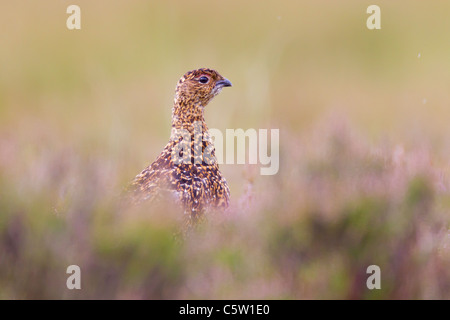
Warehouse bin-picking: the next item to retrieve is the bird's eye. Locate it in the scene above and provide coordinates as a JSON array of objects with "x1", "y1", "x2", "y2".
[{"x1": 199, "y1": 76, "x2": 209, "y2": 84}]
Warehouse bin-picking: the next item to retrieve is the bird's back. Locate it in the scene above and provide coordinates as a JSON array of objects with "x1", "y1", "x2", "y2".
[{"x1": 130, "y1": 136, "x2": 230, "y2": 219}]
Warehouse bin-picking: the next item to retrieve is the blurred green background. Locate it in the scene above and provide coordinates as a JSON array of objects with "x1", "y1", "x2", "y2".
[{"x1": 0, "y1": 1, "x2": 449, "y2": 299}]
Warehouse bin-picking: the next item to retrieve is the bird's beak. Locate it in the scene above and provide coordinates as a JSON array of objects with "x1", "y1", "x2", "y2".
[{"x1": 215, "y1": 78, "x2": 232, "y2": 88}]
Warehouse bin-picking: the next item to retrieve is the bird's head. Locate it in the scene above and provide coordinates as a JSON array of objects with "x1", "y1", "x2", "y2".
[{"x1": 173, "y1": 68, "x2": 232, "y2": 110}]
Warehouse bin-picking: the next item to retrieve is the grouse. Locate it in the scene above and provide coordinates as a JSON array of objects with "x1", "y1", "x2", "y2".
[{"x1": 129, "y1": 68, "x2": 232, "y2": 222}]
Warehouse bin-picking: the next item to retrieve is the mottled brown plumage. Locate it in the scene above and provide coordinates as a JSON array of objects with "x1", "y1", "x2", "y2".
[{"x1": 129, "y1": 68, "x2": 231, "y2": 222}]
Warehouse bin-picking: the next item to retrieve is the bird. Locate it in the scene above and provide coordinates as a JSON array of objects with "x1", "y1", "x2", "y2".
[{"x1": 128, "y1": 68, "x2": 232, "y2": 224}]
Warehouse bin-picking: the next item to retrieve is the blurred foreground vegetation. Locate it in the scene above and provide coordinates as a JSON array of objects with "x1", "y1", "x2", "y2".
[{"x1": 1, "y1": 118, "x2": 449, "y2": 299}]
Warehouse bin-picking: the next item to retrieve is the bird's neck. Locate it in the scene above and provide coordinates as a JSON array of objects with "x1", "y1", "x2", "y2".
[
  {"x1": 169, "y1": 100, "x2": 217, "y2": 166},
  {"x1": 170, "y1": 101, "x2": 208, "y2": 139}
]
